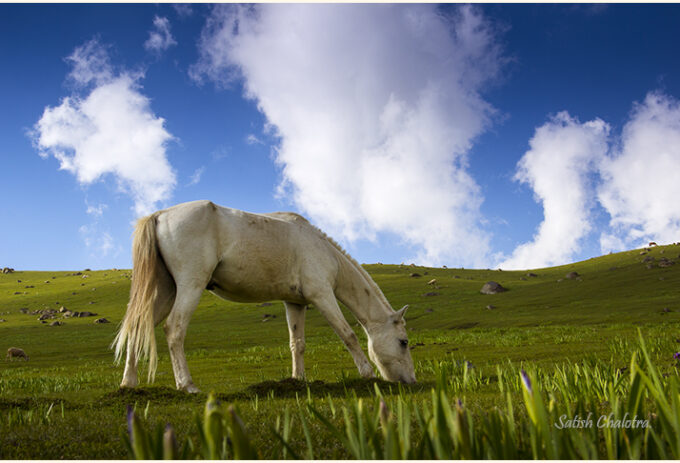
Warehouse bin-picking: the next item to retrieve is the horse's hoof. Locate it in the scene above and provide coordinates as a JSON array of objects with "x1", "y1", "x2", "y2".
[{"x1": 180, "y1": 384, "x2": 200, "y2": 394}]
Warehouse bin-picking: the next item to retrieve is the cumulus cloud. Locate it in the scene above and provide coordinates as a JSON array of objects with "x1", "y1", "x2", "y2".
[
  {"x1": 144, "y1": 16, "x2": 177, "y2": 54},
  {"x1": 598, "y1": 91, "x2": 680, "y2": 248},
  {"x1": 191, "y1": 4, "x2": 504, "y2": 266},
  {"x1": 499, "y1": 112, "x2": 609, "y2": 270},
  {"x1": 33, "y1": 39, "x2": 176, "y2": 217}
]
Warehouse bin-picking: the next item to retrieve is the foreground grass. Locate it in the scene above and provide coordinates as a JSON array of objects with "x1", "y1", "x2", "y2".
[{"x1": 0, "y1": 244, "x2": 679, "y2": 458}]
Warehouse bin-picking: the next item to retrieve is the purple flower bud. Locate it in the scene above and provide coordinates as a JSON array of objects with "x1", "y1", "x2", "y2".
[
  {"x1": 674, "y1": 352, "x2": 680, "y2": 360},
  {"x1": 126, "y1": 405, "x2": 134, "y2": 441},
  {"x1": 521, "y1": 369, "x2": 532, "y2": 394}
]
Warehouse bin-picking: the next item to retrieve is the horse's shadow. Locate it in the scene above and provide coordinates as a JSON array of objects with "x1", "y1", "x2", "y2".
[
  {"x1": 219, "y1": 377, "x2": 435, "y2": 401},
  {"x1": 103, "y1": 377, "x2": 435, "y2": 405}
]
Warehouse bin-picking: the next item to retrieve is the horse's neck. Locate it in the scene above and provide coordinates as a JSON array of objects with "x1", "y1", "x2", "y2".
[{"x1": 334, "y1": 255, "x2": 392, "y2": 327}]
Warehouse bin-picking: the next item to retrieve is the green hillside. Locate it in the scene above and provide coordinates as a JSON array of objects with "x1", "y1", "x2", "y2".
[{"x1": 1, "y1": 243, "x2": 679, "y2": 458}]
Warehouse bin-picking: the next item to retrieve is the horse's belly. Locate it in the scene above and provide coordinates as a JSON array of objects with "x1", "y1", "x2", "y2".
[{"x1": 208, "y1": 264, "x2": 305, "y2": 304}]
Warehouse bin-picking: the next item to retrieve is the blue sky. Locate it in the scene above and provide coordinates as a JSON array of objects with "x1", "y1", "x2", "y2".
[{"x1": 2, "y1": 4, "x2": 680, "y2": 271}]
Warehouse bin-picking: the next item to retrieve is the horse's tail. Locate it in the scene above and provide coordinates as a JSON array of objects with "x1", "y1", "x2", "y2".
[{"x1": 112, "y1": 212, "x2": 174, "y2": 382}]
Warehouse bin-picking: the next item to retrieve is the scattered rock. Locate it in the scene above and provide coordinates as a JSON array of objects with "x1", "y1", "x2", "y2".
[
  {"x1": 94, "y1": 318, "x2": 110, "y2": 324},
  {"x1": 78, "y1": 311, "x2": 97, "y2": 317},
  {"x1": 527, "y1": 272, "x2": 538, "y2": 277},
  {"x1": 19, "y1": 308, "x2": 28, "y2": 314},
  {"x1": 49, "y1": 321, "x2": 63, "y2": 327},
  {"x1": 44, "y1": 280, "x2": 50, "y2": 284},
  {"x1": 262, "y1": 314, "x2": 276, "y2": 319},
  {"x1": 427, "y1": 278, "x2": 437, "y2": 286},
  {"x1": 0, "y1": 319, "x2": 5, "y2": 322},
  {"x1": 409, "y1": 273, "x2": 421, "y2": 278},
  {"x1": 486, "y1": 305, "x2": 496, "y2": 310},
  {"x1": 84, "y1": 268, "x2": 91, "y2": 272},
  {"x1": 658, "y1": 258, "x2": 674, "y2": 268},
  {"x1": 639, "y1": 251, "x2": 647, "y2": 255},
  {"x1": 38, "y1": 313, "x2": 54, "y2": 321},
  {"x1": 82, "y1": 274, "x2": 89, "y2": 279},
  {"x1": 59, "y1": 306, "x2": 68, "y2": 313},
  {"x1": 422, "y1": 292, "x2": 440, "y2": 297},
  {"x1": 646, "y1": 264, "x2": 654, "y2": 270},
  {"x1": 425, "y1": 308, "x2": 434, "y2": 313},
  {"x1": 565, "y1": 271, "x2": 580, "y2": 280},
  {"x1": 519, "y1": 277, "x2": 527, "y2": 281},
  {"x1": 13, "y1": 291, "x2": 22, "y2": 295},
  {"x1": 2, "y1": 267, "x2": 15, "y2": 274},
  {"x1": 608, "y1": 267, "x2": 618, "y2": 271},
  {"x1": 642, "y1": 256, "x2": 655, "y2": 263},
  {"x1": 662, "y1": 307, "x2": 671, "y2": 313},
  {"x1": 480, "y1": 281, "x2": 506, "y2": 295},
  {"x1": 453, "y1": 275, "x2": 460, "y2": 279},
  {"x1": 73, "y1": 272, "x2": 82, "y2": 276},
  {"x1": 88, "y1": 301, "x2": 95, "y2": 305},
  {"x1": 24, "y1": 285, "x2": 34, "y2": 288},
  {"x1": 16, "y1": 279, "x2": 21, "y2": 283}
]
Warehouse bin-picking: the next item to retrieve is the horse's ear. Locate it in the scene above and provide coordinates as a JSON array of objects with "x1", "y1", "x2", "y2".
[{"x1": 392, "y1": 305, "x2": 409, "y2": 323}]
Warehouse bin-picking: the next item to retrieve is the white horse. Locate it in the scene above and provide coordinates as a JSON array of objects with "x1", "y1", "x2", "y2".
[{"x1": 113, "y1": 200, "x2": 416, "y2": 392}]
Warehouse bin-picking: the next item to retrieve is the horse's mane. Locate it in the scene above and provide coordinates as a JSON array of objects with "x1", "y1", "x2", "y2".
[
  {"x1": 308, "y1": 221, "x2": 393, "y2": 311},
  {"x1": 268, "y1": 211, "x2": 393, "y2": 311}
]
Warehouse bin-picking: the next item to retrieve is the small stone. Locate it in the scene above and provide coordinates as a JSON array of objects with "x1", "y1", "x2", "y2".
[
  {"x1": 565, "y1": 271, "x2": 580, "y2": 280},
  {"x1": 486, "y1": 305, "x2": 496, "y2": 310},
  {"x1": 94, "y1": 318, "x2": 110, "y2": 324},
  {"x1": 409, "y1": 273, "x2": 421, "y2": 278},
  {"x1": 422, "y1": 292, "x2": 440, "y2": 297},
  {"x1": 49, "y1": 321, "x2": 62, "y2": 327},
  {"x1": 527, "y1": 273, "x2": 538, "y2": 277}
]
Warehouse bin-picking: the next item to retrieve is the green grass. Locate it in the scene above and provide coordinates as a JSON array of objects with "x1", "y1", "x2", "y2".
[{"x1": 1, "y1": 244, "x2": 679, "y2": 458}]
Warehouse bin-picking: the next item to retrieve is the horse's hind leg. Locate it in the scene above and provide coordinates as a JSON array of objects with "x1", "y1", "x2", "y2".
[
  {"x1": 284, "y1": 302, "x2": 306, "y2": 379},
  {"x1": 163, "y1": 284, "x2": 204, "y2": 393},
  {"x1": 121, "y1": 340, "x2": 138, "y2": 388}
]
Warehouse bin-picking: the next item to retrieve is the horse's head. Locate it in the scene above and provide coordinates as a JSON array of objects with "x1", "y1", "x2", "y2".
[{"x1": 367, "y1": 305, "x2": 417, "y2": 384}]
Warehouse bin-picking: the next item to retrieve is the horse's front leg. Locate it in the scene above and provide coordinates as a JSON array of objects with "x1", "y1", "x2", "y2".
[
  {"x1": 308, "y1": 292, "x2": 375, "y2": 379},
  {"x1": 164, "y1": 284, "x2": 204, "y2": 393},
  {"x1": 284, "y1": 302, "x2": 306, "y2": 379}
]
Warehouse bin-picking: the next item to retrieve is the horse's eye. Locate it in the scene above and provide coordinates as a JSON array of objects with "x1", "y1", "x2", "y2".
[{"x1": 399, "y1": 339, "x2": 408, "y2": 348}]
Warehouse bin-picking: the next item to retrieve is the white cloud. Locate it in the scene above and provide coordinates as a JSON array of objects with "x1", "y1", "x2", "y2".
[
  {"x1": 144, "y1": 16, "x2": 177, "y2": 54},
  {"x1": 598, "y1": 91, "x2": 680, "y2": 248},
  {"x1": 499, "y1": 112, "x2": 610, "y2": 270},
  {"x1": 191, "y1": 4, "x2": 504, "y2": 267},
  {"x1": 187, "y1": 166, "x2": 205, "y2": 186},
  {"x1": 173, "y1": 4, "x2": 193, "y2": 18},
  {"x1": 79, "y1": 224, "x2": 117, "y2": 258},
  {"x1": 33, "y1": 39, "x2": 176, "y2": 217},
  {"x1": 85, "y1": 202, "x2": 107, "y2": 218},
  {"x1": 245, "y1": 133, "x2": 264, "y2": 145},
  {"x1": 66, "y1": 38, "x2": 113, "y2": 86}
]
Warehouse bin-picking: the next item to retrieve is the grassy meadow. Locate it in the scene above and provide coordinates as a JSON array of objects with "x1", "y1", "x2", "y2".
[{"x1": 1, "y1": 244, "x2": 680, "y2": 458}]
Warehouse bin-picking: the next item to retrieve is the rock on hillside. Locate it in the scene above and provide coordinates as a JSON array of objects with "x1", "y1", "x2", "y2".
[{"x1": 480, "y1": 281, "x2": 506, "y2": 295}]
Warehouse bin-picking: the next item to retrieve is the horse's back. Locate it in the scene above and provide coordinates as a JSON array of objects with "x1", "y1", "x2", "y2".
[{"x1": 155, "y1": 201, "x2": 338, "y2": 303}]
